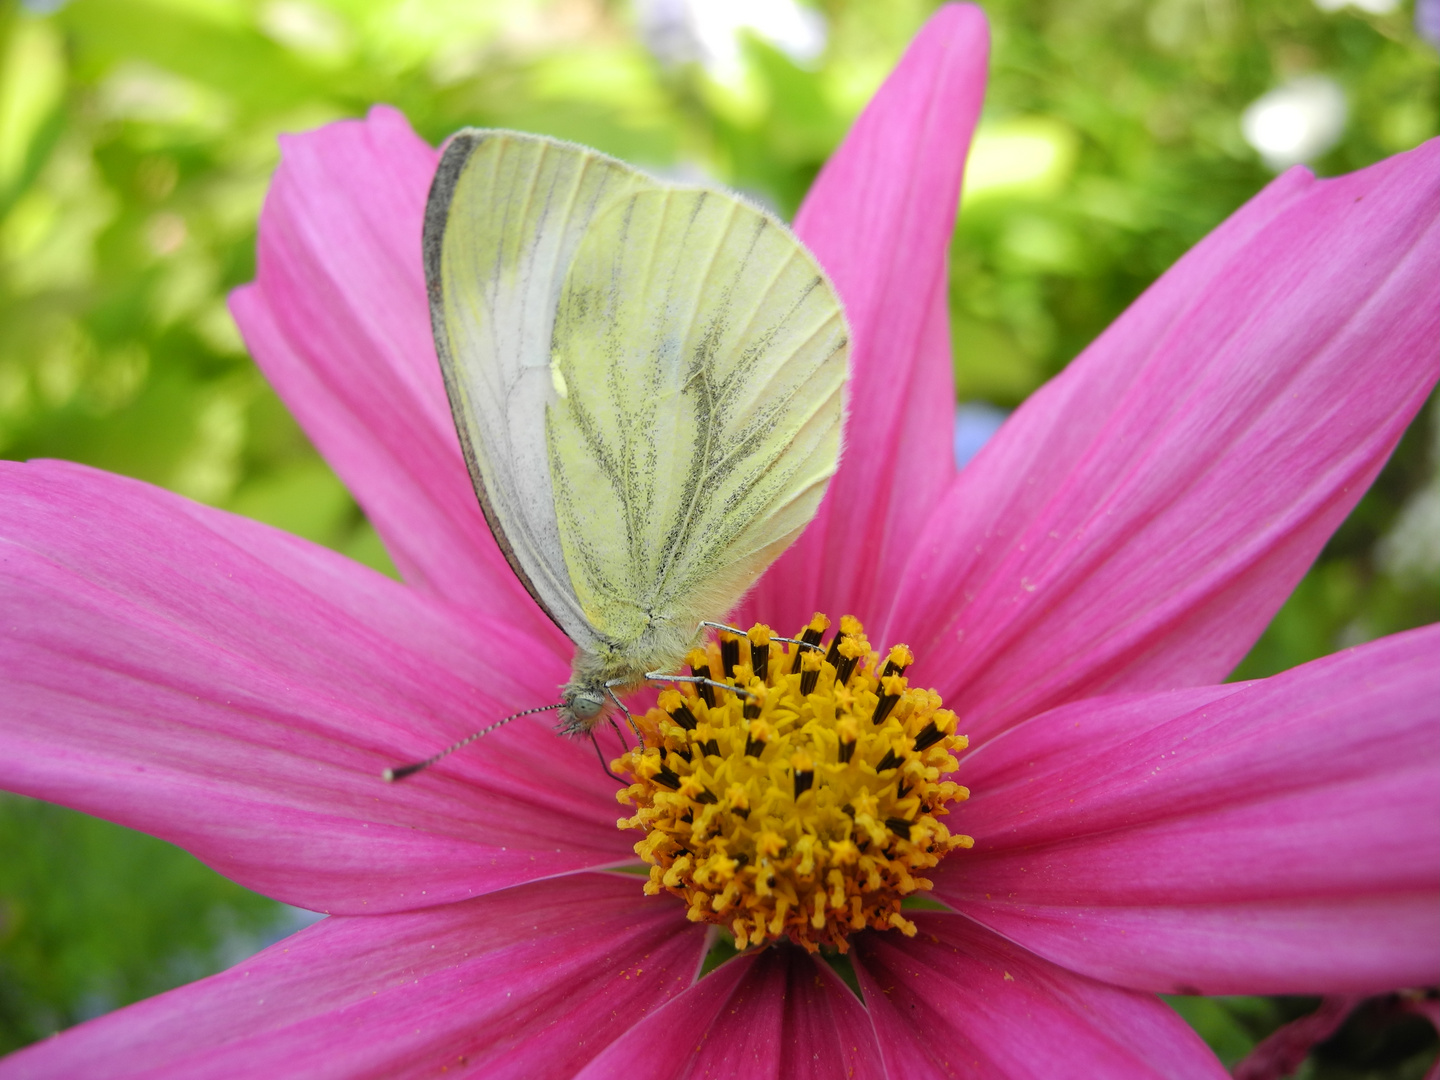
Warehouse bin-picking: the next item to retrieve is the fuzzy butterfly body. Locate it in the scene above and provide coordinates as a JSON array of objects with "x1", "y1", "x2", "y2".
[{"x1": 423, "y1": 131, "x2": 849, "y2": 735}]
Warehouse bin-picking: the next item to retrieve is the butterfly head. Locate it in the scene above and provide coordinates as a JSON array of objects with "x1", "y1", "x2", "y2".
[{"x1": 557, "y1": 682, "x2": 607, "y2": 736}]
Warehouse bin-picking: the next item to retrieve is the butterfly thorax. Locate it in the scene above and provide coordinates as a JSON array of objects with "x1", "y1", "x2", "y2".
[{"x1": 557, "y1": 619, "x2": 702, "y2": 736}]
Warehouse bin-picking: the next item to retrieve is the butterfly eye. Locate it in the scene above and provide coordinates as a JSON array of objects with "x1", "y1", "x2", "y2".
[{"x1": 566, "y1": 688, "x2": 606, "y2": 719}]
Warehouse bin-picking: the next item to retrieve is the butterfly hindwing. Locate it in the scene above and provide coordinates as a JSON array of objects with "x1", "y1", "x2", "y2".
[{"x1": 546, "y1": 188, "x2": 849, "y2": 649}]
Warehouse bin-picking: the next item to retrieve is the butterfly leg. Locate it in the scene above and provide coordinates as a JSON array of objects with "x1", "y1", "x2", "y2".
[
  {"x1": 604, "y1": 682, "x2": 642, "y2": 737},
  {"x1": 644, "y1": 671, "x2": 753, "y2": 699},
  {"x1": 608, "y1": 714, "x2": 634, "y2": 752},
  {"x1": 589, "y1": 729, "x2": 624, "y2": 784},
  {"x1": 699, "y1": 619, "x2": 749, "y2": 636},
  {"x1": 697, "y1": 620, "x2": 823, "y2": 653}
]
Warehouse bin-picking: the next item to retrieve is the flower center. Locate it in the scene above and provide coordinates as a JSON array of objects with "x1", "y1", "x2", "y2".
[{"x1": 616, "y1": 613, "x2": 972, "y2": 954}]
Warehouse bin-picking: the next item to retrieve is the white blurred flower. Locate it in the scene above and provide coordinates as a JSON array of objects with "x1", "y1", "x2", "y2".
[
  {"x1": 258, "y1": 0, "x2": 353, "y2": 63},
  {"x1": 636, "y1": 0, "x2": 826, "y2": 78},
  {"x1": 1240, "y1": 75, "x2": 1348, "y2": 171},
  {"x1": 1313, "y1": 0, "x2": 1398, "y2": 14},
  {"x1": 1377, "y1": 400, "x2": 1440, "y2": 581}
]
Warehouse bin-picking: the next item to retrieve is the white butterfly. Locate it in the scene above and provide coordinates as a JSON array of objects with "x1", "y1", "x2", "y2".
[{"x1": 388, "y1": 130, "x2": 848, "y2": 779}]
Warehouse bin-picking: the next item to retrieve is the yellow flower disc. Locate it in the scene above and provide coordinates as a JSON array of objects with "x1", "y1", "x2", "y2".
[{"x1": 616, "y1": 614, "x2": 972, "y2": 954}]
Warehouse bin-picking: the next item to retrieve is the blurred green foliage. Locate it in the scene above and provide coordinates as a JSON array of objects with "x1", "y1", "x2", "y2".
[
  {"x1": 0, "y1": 794, "x2": 284, "y2": 1050},
  {"x1": 0, "y1": 0, "x2": 1436, "y2": 1064}
]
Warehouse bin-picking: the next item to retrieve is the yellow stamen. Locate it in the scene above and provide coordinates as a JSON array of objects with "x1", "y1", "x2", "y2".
[{"x1": 616, "y1": 615, "x2": 972, "y2": 954}]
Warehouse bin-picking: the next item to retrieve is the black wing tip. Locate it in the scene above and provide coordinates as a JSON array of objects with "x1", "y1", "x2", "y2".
[{"x1": 421, "y1": 130, "x2": 483, "y2": 299}]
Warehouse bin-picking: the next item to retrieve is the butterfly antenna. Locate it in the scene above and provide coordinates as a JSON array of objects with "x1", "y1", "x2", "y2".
[
  {"x1": 590, "y1": 730, "x2": 625, "y2": 784},
  {"x1": 382, "y1": 704, "x2": 564, "y2": 782}
]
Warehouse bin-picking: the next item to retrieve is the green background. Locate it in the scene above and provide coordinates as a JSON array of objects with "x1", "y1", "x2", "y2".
[{"x1": 1, "y1": 0, "x2": 1436, "y2": 1071}]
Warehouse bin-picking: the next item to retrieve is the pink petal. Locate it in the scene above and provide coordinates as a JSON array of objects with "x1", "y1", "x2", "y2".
[
  {"x1": 889, "y1": 138, "x2": 1440, "y2": 741},
  {"x1": 0, "y1": 461, "x2": 635, "y2": 915},
  {"x1": 0, "y1": 874, "x2": 704, "y2": 1079},
  {"x1": 935, "y1": 626, "x2": 1440, "y2": 994},
  {"x1": 575, "y1": 946, "x2": 884, "y2": 1080},
  {"x1": 742, "y1": 4, "x2": 987, "y2": 634},
  {"x1": 231, "y1": 105, "x2": 558, "y2": 641},
  {"x1": 852, "y1": 913, "x2": 1227, "y2": 1079}
]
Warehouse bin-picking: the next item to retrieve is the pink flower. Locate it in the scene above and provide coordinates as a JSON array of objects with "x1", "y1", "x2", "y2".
[{"x1": 2, "y1": 4, "x2": 1437, "y2": 1075}]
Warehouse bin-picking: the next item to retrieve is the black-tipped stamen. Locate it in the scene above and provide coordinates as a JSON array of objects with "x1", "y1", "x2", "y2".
[
  {"x1": 875, "y1": 748, "x2": 903, "y2": 772},
  {"x1": 873, "y1": 688, "x2": 901, "y2": 726},
  {"x1": 838, "y1": 738, "x2": 856, "y2": 764},
  {"x1": 789, "y1": 625, "x2": 826, "y2": 674},
  {"x1": 720, "y1": 635, "x2": 740, "y2": 680},
  {"x1": 876, "y1": 655, "x2": 910, "y2": 683},
  {"x1": 912, "y1": 721, "x2": 945, "y2": 753},
  {"x1": 885, "y1": 818, "x2": 912, "y2": 841},
  {"x1": 667, "y1": 701, "x2": 699, "y2": 730},
  {"x1": 382, "y1": 703, "x2": 564, "y2": 782},
  {"x1": 793, "y1": 768, "x2": 814, "y2": 798},
  {"x1": 691, "y1": 663, "x2": 716, "y2": 707},
  {"x1": 799, "y1": 657, "x2": 821, "y2": 696},
  {"x1": 750, "y1": 636, "x2": 769, "y2": 681}
]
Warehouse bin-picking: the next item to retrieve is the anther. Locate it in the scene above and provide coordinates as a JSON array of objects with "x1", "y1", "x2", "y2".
[
  {"x1": 748, "y1": 625, "x2": 771, "y2": 681},
  {"x1": 689, "y1": 650, "x2": 716, "y2": 708},
  {"x1": 873, "y1": 667, "x2": 909, "y2": 727},
  {"x1": 663, "y1": 692, "x2": 699, "y2": 731},
  {"x1": 876, "y1": 643, "x2": 914, "y2": 683},
  {"x1": 790, "y1": 613, "x2": 830, "y2": 674},
  {"x1": 792, "y1": 752, "x2": 814, "y2": 798},
  {"x1": 799, "y1": 648, "x2": 823, "y2": 696},
  {"x1": 912, "y1": 720, "x2": 945, "y2": 752},
  {"x1": 835, "y1": 632, "x2": 867, "y2": 687},
  {"x1": 720, "y1": 635, "x2": 741, "y2": 680},
  {"x1": 885, "y1": 818, "x2": 912, "y2": 841},
  {"x1": 875, "y1": 748, "x2": 902, "y2": 772}
]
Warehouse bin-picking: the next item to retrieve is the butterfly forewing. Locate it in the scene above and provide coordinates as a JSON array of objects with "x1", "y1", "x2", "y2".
[
  {"x1": 546, "y1": 188, "x2": 849, "y2": 649},
  {"x1": 424, "y1": 130, "x2": 657, "y2": 647}
]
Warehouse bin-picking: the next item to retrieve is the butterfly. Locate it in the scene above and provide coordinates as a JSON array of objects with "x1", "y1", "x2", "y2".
[{"x1": 386, "y1": 130, "x2": 849, "y2": 780}]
